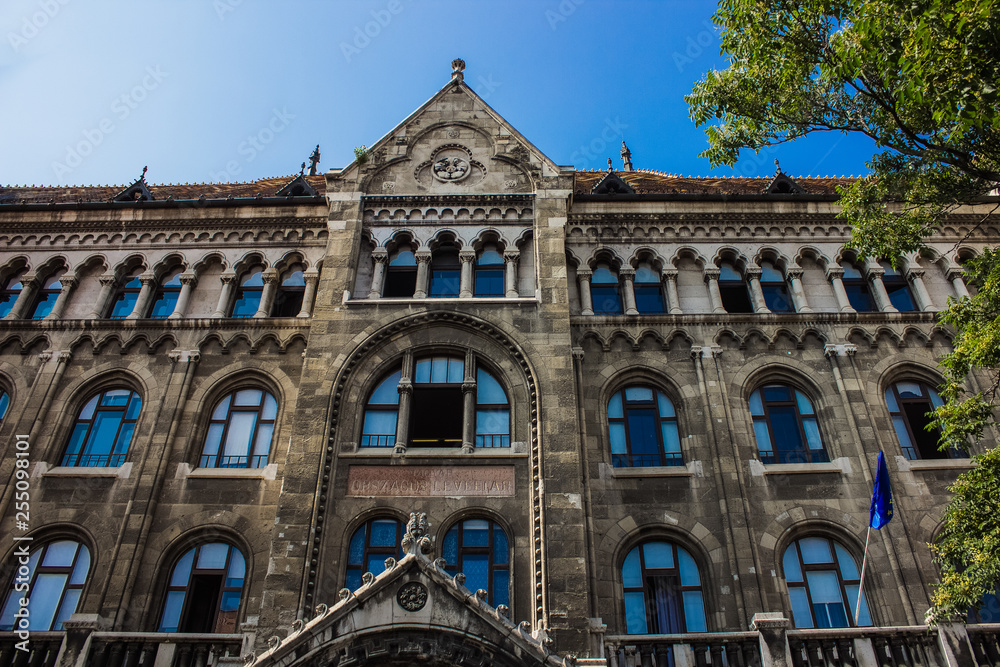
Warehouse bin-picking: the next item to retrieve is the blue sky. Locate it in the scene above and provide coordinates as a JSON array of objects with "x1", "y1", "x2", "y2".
[{"x1": 0, "y1": 0, "x2": 877, "y2": 187}]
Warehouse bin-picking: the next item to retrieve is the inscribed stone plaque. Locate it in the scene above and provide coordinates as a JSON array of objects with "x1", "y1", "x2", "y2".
[{"x1": 347, "y1": 465, "x2": 515, "y2": 497}]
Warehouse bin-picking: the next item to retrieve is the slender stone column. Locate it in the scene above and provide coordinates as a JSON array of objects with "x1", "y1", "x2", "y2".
[
  {"x1": 577, "y1": 269, "x2": 594, "y2": 315},
  {"x1": 169, "y1": 273, "x2": 198, "y2": 319},
  {"x1": 126, "y1": 274, "x2": 157, "y2": 320},
  {"x1": 368, "y1": 249, "x2": 388, "y2": 299},
  {"x1": 6, "y1": 274, "x2": 39, "y2": 320},
  {"x1": 504, "y1": 250, "x2": 520, "y2": 298},
  {"x1": 459, "y1": 249, "x2": 476, "y2": 298},
  {"x1": 46, "y1": 274, "x2": 78, "y2": 320},
  {"x1": 662, "y1": 268, "x2": 682, "y2": 314},
  {"x1": 297, "y1": 270, "x2": 319, "y2": 318},
  {"x1": 746, "y1": 268, "x2": 769, "y2": 313},
  {"x1": 866, "y1": 266, "x2": 898, "y2": 312},
  {"x1": 461, "y1": 350, "x2": 476, "y2": 453},
  {"x1": 254, "y1": 270, "x2": 279, "y2": 318},
  {"x1": 393, "y1": 351, "x2": 414, "y2": 456},
  {"x1": 413, "y1": 251, "x2": 432, "y2": 299},
  {"x1": 620, "y1": 268, "x2": 638, "y2": 315},
  {"x1": 785, "y1": 269, "x2": 811, "y2": 313},
  {"x1": 906, "y1": 268, "x2": 935, "y2": 311},
  {"x1": 826, "y1": 267, "x2": 855, "y2": 312},
  {"x1": 91, "y1": 275, "x2": 118, "y2": 318},
  {"x1": 703, "y1": 269, "x2": 725, "y2": 313},
  {"x1": 213, "y1": 272, "x2": 237, "y2": 318},
  {"x1": 947, "y1": 267, "x2": 970, "y2": 299}
]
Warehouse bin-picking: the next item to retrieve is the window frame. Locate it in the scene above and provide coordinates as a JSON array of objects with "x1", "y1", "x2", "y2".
[
  {"x1": 621, "y1": 540, "x2": 707, "y2": 634},
  {"x1": 199, "y1": 388, "x2": 278, "y2": 469},
  {"x1": 30, "y1": 270, "x2": 65, "y2": 319},
  {"x1": 442, "y1": 518, "x2": 511, "y2": 608},
  {"x1": 383, "y1": 247, "x2": 417, "y2": 298},
  {"x1": 61, "y1": 388, "x2": 143, "y2": 467},
  {"x1": 230, "y1": 265, "x2": 265, "y2": 318},
  {"x1": 345, "y1": 518, "x2": 404, "y2": 591},
  {"x1": 759, "y1": 261, "x2": 794, "y2": 313},
  {"x1": 782, "y1": 536, "x2": 871, "y2": 629},
  {"x1": 271, "y1": 264, "x2": 305, "y2": 317},
  {"x1": 840, "y1": 260, "x2": 876, "y2": 312},
  {"x1": 149, "y1": 269, "x2": 183, "y2": 319},
  {"x1": 0, "y1": 271, "x2": 26, "y2": 318},
  {"x1": 0, "y1": 540, "x2": 90, "y2": 631},
  {"x1": 107, "y1": 270, "x2": 143, "y2": 319},
  {"x1": 474, "y1": 247, "x2": 505, "y2": 298},
  {"x1": 879, "y1": 261, "x2": 917, "y2": 312},
  {"x1": 633, "y1": 263, "x2": 665, "y2": 314},
  {"x1": 885, "y1": 380, "x2": 961, "y2": 460},
  {"x1": 749, "y1": 384, "x2": 829, "y2": 464},
  {"x1": 607, "y1": 385, "x2": 682, "y2": 468},
  {"x1": 429, "y1": 247, "x2": 461, "y2": 298},
  {"x1": 157, "y1": 542, "x2": 246, "y2": 634},
  {"x1": 718, "y1": 262, "x2": 753, "y2": 313},
  {"x1": 591, "y1": 263, "x2": 623, "y2": 315}
]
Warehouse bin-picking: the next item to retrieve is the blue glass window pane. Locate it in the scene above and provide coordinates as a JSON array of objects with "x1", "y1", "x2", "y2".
[
  {"x1": 795, "y1": 391, "x2": 814, "y2": 415},
  {"x1": 0, "y1": 391, "x2": 9, "y2": 420},
  {"x1": 30, "y1": 573, "x2": 67, "y2": 630},
  {"x1": 429, "y1": 269, "x2": 460, "y2": 297},
  {"x1": 845, "y1": 284, "x2": 876, "y2": 312},
  {"x1": 609, "y1": 423, "x2": 627, "y2": 455},
  {"x1": 608, "y1": 392, "x2": 623, "y2": 418},
  {"x1": 125, "y1": 395, "x2": 142, "y2": 420},
  {"x1": 493, "y1": 569, "x2": 509, "y2": 607},
  {"x1": 476, "y1": 369, "x2": 507, "y2": 404},
  {"x1": 592, "y1": 266, "x2": 617, "y2": 284},
  {"x1": 348, "y1": 528, "x2": 366, "y2": 565},
  {"x1": 149, "y1": 292, "x2": 178, "y2": 319},
  {"x1": 845, "y1": 585, "x2": 871, "y2": 626},
  {"x1": 625, "y1": 387, "x2": 654, "y2": 402},
  {"x1": 53, "y1": 588, "x2": 81, "y2": 629},
  {"x1": 591, "y1": 286, "x2": 622, "y2": 314},
  {"x1": 0, "y1": 295, "x2": 16, "y2": 319},
  {"x1": 31, "y1": 293, "x2": 58, "y2": 319},
  {"x1": 282, "y1": 270, "x2": 305, "y2": 287},
  {"x1": 227, "y1": 552, "x2": 246, "y2": 585},
  {"x1": 370, "y1": 371, "x2": 401, "y2": 404},
  {"x1": 760, "y1": 263, "x2": 783, "y2": 281},
  {"x1": 748, "y1": 390, "x2": 764, "y2": 416},
  {"x1": 494, "y1": 528, "x2": 509, "y2": 564},
  {"x1": 198, "y1": 543, "x2": 230, "y2": 570},
  {"x1": 627, "y1": 409, "x2": 660, "y2": 465},
  {"x1": 462, "y1": 520, "x2": 490, "y2": 547},
  {"x1": 677, "y1": 548, "x2": 700, "y2": 586},
  {"x1": 69, "y1": 547, "x2": 90, "y2": 585},
  {"x1": 233, "y1": 389, "x2": 262, "y2": 406},
  {"x1": 799, "y1": 537, "x2": 834, "y2": 563},
  {"x1": 682, "y1": 591, "x2": 707, "y2": 632},
  {"x1": 834, "y1": 545, "x2": 860, "y2": 580},
  {"x1": 635, "y1": 265, "x2": 658, "y2": 282},
  {"x1": 252, "y1": 424, "x2": 273, "y2": 461},
  {"x1": 366, "y1": 555, "x2": 386, "y2": 576},
  {"x1": 662, "y1": 423, "x2": 681, "y2": 456},
  {"x1": 896, "y1": 382, "x2": 923, "y2": 399},
  {"x1": 212, "y1": 396, "x2": 232, "y2": 420},
  {"x1": 158, "y1": 591, "x2": 186, "y2": 631},
  {"x1": 42, "y1": 541, "x2": 78, "y2": 567},
  {"x1": 782, "y1": 545, "x2": 802, "y2": 582},
  {"x1": 753, "y1": 420, "x2": 772, "y2": 453},
  {"x1": 803, "y1": 419, "x2": 822, "y2": 450},
  {"x1": 719, "y1": 263, "x2": 740, "y2": 281},
  {"x1": 769, "y1": 406, "x2": 804, "y2": 456},
  {"x1": 479, "y1": 249, "x2": 503, "y2": 265},
  {"x1": 841, "y1": 262, "x2": 862, "y2": 279},
  {"x1": 222, "y1": 413, "x2": 256, "y2": 460},
  {"x1": 643, "y1": 542, "x2": 674, "y2": 569},
  {"x1": 170, "y1": 551, "x2": 194, "y2": 586},
  {"x1": 622, "y1": 548, "x2": 642, "y2": 587},
  {"x1": 85, "y1": 412, "x2": 124, "y2": 457},
  {"x1": 113, "y1": 423, "x2": 135, "y2": 457},
  {"x1": 475, "y1": 269, "x2": 504, "y2": 297},
  {"x1": 624, "y1": 592, "x2": 648, "y2": 634},
  {"x1": 103, "y1": 390, "x2": 131, "y2": 407},
  {"x1": 203, "y1": 424, "x2": 224, "y2": 458},
  {"x1": 443, "y1": 528, "x2": 458, "y2": 564},
  {"x1": 370, "y1": 520, "x2": 398, "y2": 547},
  {"x1": 763, "y1": 386, "x2": 791, "y2": 402},
  {"x1": 929, "y1": 388, "x2": 944, "y2": 409},
  {"x1": 887, "y1": 284, "x2": 916, "y2": 312},
  {"x1": 884, "y1": 388, "x2": 899, "y2": 412},
  {"x1": 0, "y1": 592, "x2": 21, "y2": 630},
  {"x1": 431, "y1": 358, "x2": 448, "y2": 384},
  {"x1": 788, "y1": 587, "x2": 813, "y2": 628},
  {"x1": 657, "y1": 392, "x2": 675, "y2": 417},
  {"x1": 447, "y1": 358, "x2": 464, "y2": 383},
  {"x1": 414, "y1": 359, "x2": 431, "y2": 383},
  {"x1": 763, "y1": 284, "x2": 794, "y2": 312},
  {"x1": 345, "y1": 571, "x2": 361, "y2": 591},
  {"x1": 79, "y1": 395, "x2": 99, "y2": 420},
  {"x1": 635, "y1": 286, "x2": 664, "y2": 313},
  {"x1": 242, "y1": 271, "x2": 264, "y2": 287},
  {"x1": 231, "y1": 290, "x2": 262, "y2": 317},
  {"x1": 476, "y1": 409, "x2": 508, "y2": 436},
  {"x1": 391, "y1": 250, "x2": 415, "y2": 266},
  {"x1": 363, "y1": 411, "x2": 397, "y2": 436},
  {"x1": 892, "y1": 416, "x2": 915, "y2": 457},
  {"x1": 220, "y1": 591, "x2": 241, "y2": 612},
  {"x1": 109, "y1": 292, "x2": 138, "y2": 318},
  {"x1": 463, "y1": 555, "x2": 490, "y2": 595}
]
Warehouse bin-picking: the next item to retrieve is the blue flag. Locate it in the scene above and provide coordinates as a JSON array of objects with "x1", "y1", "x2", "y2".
[{"x1": 870, "y1": 451, "x2": 893, "y2": 529}]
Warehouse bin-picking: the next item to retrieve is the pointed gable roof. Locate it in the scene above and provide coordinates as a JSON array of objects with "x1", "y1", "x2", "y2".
[
  {"x1": 274, "y1": 173, "x2": 319, "y2": 197},
  {"x1": 591, "y1": 171, "x2": 636, "y2": 195},
  {"x1": 112, "y1": 166, "x2": 154, "y2": 202},
  {"x1": 764, "y1": 168, "x2": 806, "y2": 194}
]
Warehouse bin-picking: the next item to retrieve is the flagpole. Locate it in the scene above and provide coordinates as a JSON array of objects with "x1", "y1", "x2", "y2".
[{"x1": 855, "y1": 523, "x2": 871, "y2": 625}]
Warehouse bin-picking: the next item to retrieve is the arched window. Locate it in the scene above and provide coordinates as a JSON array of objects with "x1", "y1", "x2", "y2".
[
  {"x1": 719, "y1": 262, "x2": 752, "y2": 313},
  {"x1": 0, "y1": 390, "x2": 9, "y2": 423},
  {"x1": 885, "y1": 381, "x2": 961, "y2": 460},
  {"x1": 608, "y1": 386, "x2": 681, "y2": 467},
  {"x1": 749, "y1": 385, "x2": 827, "y2": 464},
  {"x1": 474, "y1": 246, "x2": 505, "y2": 297},
  {"x1": 968, "y1": 587, "x2": 1000, "y2": 623},
  {"x1": 783, "y1": 536, "x2": 870, "y2": 628},
  {"x1": 841, "y1": 260, "x2": 875, "y2": 312},
  {"x1": 622, "y1": 541, "x2": 706, "y2": 634},
  {"x1": 271, "y1": 264, "x2": 305, "y2": 317},
  {"x1": 429, "y1": 248, "x2": 461, "y2": 297},
  {"x1": 149, "y1": 269, "x2": 182, "y2": 319},
  {"x1": 158, "y1": 543, "x2": 245, "y2": 633},
  {"x1": 31, "y1": 270, "x2": 65, "y2": 319},
  {"x1": 0, "y1": 271, "x2": 25, "y2": 318},
  {"x1": 345, "y1": 518, "x2": 404, "y2": 590},
  {"x1": 760, "y1": 261, "x2": 794, "y2": 313},
  {"x1": 591, "y1": 263, "x2": 622, "y2": 315},
  {"x1": 200, "y1": 389, "x2": 277, "y2": 468},
  {"x1": 634, "y1": 263, "x2": 665, "y2": 314},
  {"x1": 231, "y1": 266, "x2": 264, "y2": 318},
  {"x1": 108, "y1": 270, "x2": 142, "y2": 319},
  {"x1": 61, "y1": 389, "x2": 142, "y2": 467},
  {"x1": 880, "y1": 261, "x2": 916, "y2": 312},
  {"x1": 360, "y1": 357, "x2": 510, "y2": 449},
  {"x1": 442, "y1": 519, "x2": 510, "y2": 607},
  {"x1": 384, "y1": 248, "x2": 417, "y2": 297},
  {"x1": 0, "y1": 540, "x2": 90, "y2": 631}
]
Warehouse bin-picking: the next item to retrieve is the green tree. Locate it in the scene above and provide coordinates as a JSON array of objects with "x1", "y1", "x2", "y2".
[{"x1": 687, "y1": 0, "x2": 1000, "y2": 622}]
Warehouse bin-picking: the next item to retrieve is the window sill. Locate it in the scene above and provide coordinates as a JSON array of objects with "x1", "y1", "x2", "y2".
[
  {"x1": 38, "y1": 462, "x2": 132, "y2": 479},
  {"x1": 175, "y1": 462, "x2": 278, "y2": 479},
  {"x1": 345, "y1": 296, "x2": 538, "y2": 306},
  {"x1": 895, "y1": 456, "x2": 973, "y2": 472},
  {"x1": 611, "y1": 461, "x2": 701, "y2": 478},
  {"x1": 749, "y1": 457, "x2": 851, "y2": 477},
  {"x1": 342, "y1": 442, "x2": 528, "y2": 457}
]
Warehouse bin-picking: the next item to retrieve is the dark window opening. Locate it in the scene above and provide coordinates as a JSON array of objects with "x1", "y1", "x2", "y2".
[
  {"x1": 719, "y1": 263, "x2": 753, "y2": 313},
  {"x1": 881, "y1": 262, "x2": 916, "y2": 312},
  {"x1": 272, "y1": 266, "x2": 305, "y2": 317},
  {"x1": 430, "y1": 249, "x2": 461, "y2": 297},
  {"x1": 885, "y1": 382, "x2": 962, "y2": 460},
  {"x1": 411, "y1": 387, "x2": 463, "y2": 446},
  {"x1": 384, "y1": 249, "x2": 417, "y2": 297},
  {"x1": 475, "y1": 247, "x2": 505, "y2": 297},
  {"x1": 181, "y1": 574, "x2": 222, "y2": 633}
]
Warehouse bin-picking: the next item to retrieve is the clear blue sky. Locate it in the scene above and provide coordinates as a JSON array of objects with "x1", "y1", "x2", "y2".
[{"x1": 1, "y1": 0, "x2": 877, "y2": 187}]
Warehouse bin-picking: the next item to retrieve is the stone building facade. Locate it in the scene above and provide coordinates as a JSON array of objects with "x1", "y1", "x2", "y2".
[{"x1": 0, "y1": 61, "x2": 997, "y2": 667}]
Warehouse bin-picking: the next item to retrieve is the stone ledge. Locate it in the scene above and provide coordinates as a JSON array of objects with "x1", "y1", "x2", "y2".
[
  {"x1": 176, "y1": 462, "x2": 278, "y2": 480},
  {"x1": 40, "y1": 462, "x2": 131, "y2": 479},
  {"x1": 611, "y1": 461, "x2": 699, "y2": 478},
  {"x1": 896, "y1": 456, "x2": 974, "y2": 472},
  {"x1": 750, "y1": 457, "x2": 850, "y2": 477}
]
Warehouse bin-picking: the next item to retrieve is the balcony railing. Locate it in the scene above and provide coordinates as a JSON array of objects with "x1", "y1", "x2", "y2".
[
  {"x1": 0, "y1": 632, "x2": 242, "y2": 667},
  {"x1": 787, "y1": 626, "x2": 943, "y2": 667},
  {"x1": 605, "y1": 632, "x2": 762, "y2": 667},
  {"x1": 966, "y1": 624, "x2": 1000, "y2": 666}
]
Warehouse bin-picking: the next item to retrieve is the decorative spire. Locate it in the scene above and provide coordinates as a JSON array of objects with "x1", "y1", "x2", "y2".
[
  {"x1": 774, "y1": 158, "x2": 781, "y2": 174},
  {"x1": 300, "y1": 162, "x2": 306, "y2": 176},
  {"x1": 621, "y1": 141, "x2": 633, "y2": 171},
  {"x1": 140, "y1": 165, "x2": 148, "y2": 181},
  {"x1": 607, "y1": 158, "x2": 613, "y2": 171},
  {"x1": 308, "y1": 145, "x2": 321, "y2": 175},
  {"x1": 451, "y1": 58, "x2": 465, "y2": 82}
]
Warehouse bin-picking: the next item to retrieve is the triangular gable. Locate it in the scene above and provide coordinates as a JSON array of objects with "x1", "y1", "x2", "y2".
[
  {"x1": 764, "y1": 171, "x2": 805, "y2": 194},
  {"x1": 591, "y1": 171, "x2": 635, "y2": 195},
  {"x1": 275, "y1": 174, "x2": 319, "y2": 197},
  {"x1": 248, "y1": 513, "x2": 564, "y2": 667},
  {"x1": 113, "y1": 166, "x2": 154, "y2": 202}
]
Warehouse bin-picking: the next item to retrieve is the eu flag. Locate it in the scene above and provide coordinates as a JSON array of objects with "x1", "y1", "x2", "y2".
[{"x1": 870, "y1": 451, "x2": 894, "y2": 529}]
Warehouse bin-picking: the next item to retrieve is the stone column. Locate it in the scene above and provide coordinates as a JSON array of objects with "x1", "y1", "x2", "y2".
[
  {"x1": 368, "y1": 249, "x2": 388, "y2": 299},
  {"x1": 254, "y1": 269, "x2": 279, "y2": 318},
  {"x1": 169, "y1": 273, "x2": 198, "y2": 319},
  {"x1": 662, "y1": 268, "x2": 682, "y2": 314},
  {"x1": 213, "y1": 272, "x2": 237, "y2": 318},
  {"x1": 866, "y1": 266, "x2": 897, "y2": 312},
  {"x1": 5, "y1": 274, "x2": 39, "y2": 320},
  {"x1": 461, "y1": 350, "x2": 476, "y2": 453},
  {"x1": 298, "y1": 270, "x2": 319, "y2": 318},
  {"x1": 704, "y1": 269, "x2": 725, "y2": 313},
  {"x1": 746, "y1": 268, "x2": 769, "y2": 313},
  {"x1": 413, "y1": 251, "x2": 432, "y2": 299},
  {"x1": 394, "y1": 351, "x2": 414, "y2": 456},
  {"x1": 785, "y1": 269, "x2": 811, "y2": 313},
  {"x1": 620, "y1": 268, "x2": 638, "y2": 315},
  {"x1": 91, "y1": 274, "x2": 118, "y2": 318},
  {"x1": 826, "y1": 267, "x2": 855, "y2": 312},
  {"x1": 947, "y1": 267, "x2": 970, "y2": 299},
  {"x1": 504, "y1": 249, "x2": 520, "y2": 298},
  {"x1": 935, "y1": 622, "x2": 976, "y2": 667},
  {"x1": 750, "y1": 613, "x2": 791, "y2": 667},
  {"x1": 126, "y1": 274, "x2": 157, "y2": 320},
  {"x1": 906, "y1": 267, "x2": 935, "y2": 311},
  {"x1": 459, "y1": 249, "x2": 476, "y2": 298},
  {"x1": 577, "y1": 269, "x2": 594, "y2": 315},
  {"x1": 46, "y1": 274, "x2": 78, "y2": 320}
]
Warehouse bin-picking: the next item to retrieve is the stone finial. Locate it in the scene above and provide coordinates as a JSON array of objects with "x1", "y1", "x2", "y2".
[
  {"x1": 308, "y1": 145, "x2": 321, "y2": 175},
  {"x1": 300, "y1": 162, "x2": 306, "y2": 176},
  {"x1": 607, "y1": 158, "x2": 613, "y2": 171},
  {"x1": 774, "y1": 158, "x2": 781, "y2": 173},
  {"x1": 451, "y1": 58, "x2": 466, "y2": 82},
  {"x1": 621, "y1": 141, "x2": 633, "y2": 171},
  {"x1": 401, "y1": 511, "x2": 432, "y2": 554}
]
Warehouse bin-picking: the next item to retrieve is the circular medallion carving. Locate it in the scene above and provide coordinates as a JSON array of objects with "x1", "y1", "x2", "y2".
[
  {"x1": 397, "y1": 582, "x2": 428, "y2": 611},
  {"x1": 432, "y1": 156, "x2": 470, "y2": 182}
]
